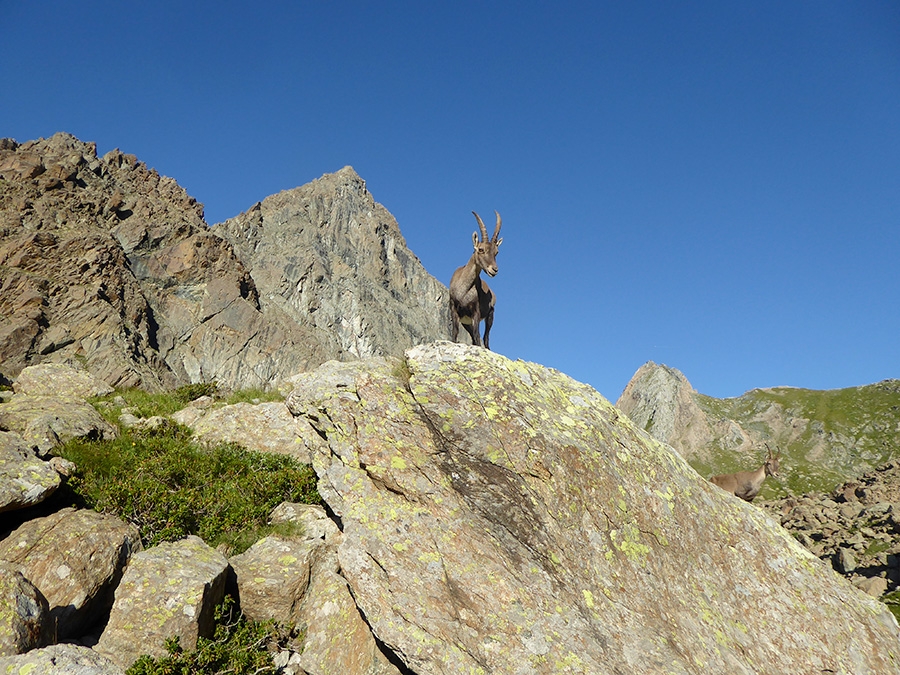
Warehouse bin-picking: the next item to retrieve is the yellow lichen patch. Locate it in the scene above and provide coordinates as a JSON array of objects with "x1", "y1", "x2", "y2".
[
  {"x1": 582, "y1": 589, "x2": 595, "y2": 609},
  {"x1": 391, "y1": 455, "x2": 408, "y2": 470}
]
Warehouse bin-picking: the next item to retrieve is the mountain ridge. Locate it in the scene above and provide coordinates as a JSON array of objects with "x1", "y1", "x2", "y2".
[
  {"x1": 617, "y1": 360, "x2": 900, "y2": 498},
  {"x1": 0, "y1": 133, "x2": 450, "y2": 391}
]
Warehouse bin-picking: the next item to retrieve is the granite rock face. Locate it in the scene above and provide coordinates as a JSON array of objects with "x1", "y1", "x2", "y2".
[
  {"x1": 215, "y1": 167, "x2": 451, "y2": 361},
  {"x1": 1, "y1": 134, "x2": 450, "y2": 393},
  {"x1": 286, "y1": 342, "x2": 900, "y2": 675}
]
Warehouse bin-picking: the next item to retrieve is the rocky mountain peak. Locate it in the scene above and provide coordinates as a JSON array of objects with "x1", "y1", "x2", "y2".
[
  {"x1": 215, "y1": 166, "x2": 449, "y2": 361},
  {"x1": 617, "y1": 361, "x2": 900, "y2": 499},
  {"x1": 616, "y1": 361, "x2": 716, "y2": 453},
  {"x1": 1, "y1": 133, "x2": 451, "y2": 391}
]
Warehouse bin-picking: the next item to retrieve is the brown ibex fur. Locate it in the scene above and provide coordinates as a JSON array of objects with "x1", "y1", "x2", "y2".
[
  {"x1": 710, "y1": 445, "x2": 781, "y2": 502},
  {"x1": 449, "y1": 211, "x2": 502, "y2": 349}
]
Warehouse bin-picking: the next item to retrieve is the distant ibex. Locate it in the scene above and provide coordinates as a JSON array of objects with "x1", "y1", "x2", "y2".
[
  {"x1": 710, "y1": 445, "x2": 781, "y2": 502},
  {"x1": 449, "y1": 211, "x2": 502, "y2": 349}
]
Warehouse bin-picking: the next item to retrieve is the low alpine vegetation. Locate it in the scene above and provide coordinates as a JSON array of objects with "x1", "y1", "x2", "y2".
[
  {"x1": 126, "y1": 596, "x2": 298, "y2": 675},
  {"x1": 60, "y1": 386, "x2": 319, "y2": 554}
]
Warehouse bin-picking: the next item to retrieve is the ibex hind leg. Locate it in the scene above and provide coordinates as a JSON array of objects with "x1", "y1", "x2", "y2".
[{"x1": 482, "y1": 311, "x2": 493, "y2": 350}]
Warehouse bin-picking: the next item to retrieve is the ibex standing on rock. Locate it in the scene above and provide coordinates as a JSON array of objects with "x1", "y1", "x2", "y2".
[
  {"x1": 710, "y1": 445, "x2": 781, "y2": 502},
  {"x1": 449, "y1": 211, "x2": 502, "y2": 349}
]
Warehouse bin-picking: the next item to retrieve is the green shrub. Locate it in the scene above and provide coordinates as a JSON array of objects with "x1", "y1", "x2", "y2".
[
  {"x1": 127, "y1": 596, "x2": 297, "y2": 675},
  {"x1": 60, "y1": 425, "x2": 320, "y2": 552},
  {"x1": 223, "y1": 388, "x2": 285, "y2": 405},
  {"x1": 882, "y1": 591, "x2": 900, "y2": 622}
]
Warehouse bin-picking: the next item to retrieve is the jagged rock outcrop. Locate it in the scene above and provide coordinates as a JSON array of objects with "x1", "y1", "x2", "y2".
[
  {"x1": 215, "y1": 167, "x2": 450, "y2": 360},
  {"x1": 616, "y1": 361, "x2": 718, "y2": 451},
  {"x1": 617, "y1": 361, "x2": 900, "y2": 496},
  {"x1": 286, "y1": 343, "x2": 900, "y2": 675},
  {"x1": 1, "y1": 134, "x2": 450, "y2": 393}
]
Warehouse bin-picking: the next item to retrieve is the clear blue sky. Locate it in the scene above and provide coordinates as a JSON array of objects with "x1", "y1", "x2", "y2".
[{"x1": 2, "y1": 2, "x2": 898, "y2": 401}]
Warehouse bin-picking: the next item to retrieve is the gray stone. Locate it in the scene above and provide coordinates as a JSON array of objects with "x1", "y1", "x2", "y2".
[
  {"x1": 0, "y1": 508, "x2": 141, "y2": 639},
  {"x1": 95, "y1": 536, "x2": 229, "y2": 670},
  {"x1": 13, "y1": 363, "x2": 114, "y2": 399},
  {"x1": 0, "y1": 644, "x2": 124, "y2": 675},
  {"x1": 287, "y1": 343, "x2": 900, "y2": 675},
  {"x1": 854, "y1": 576, "x2": 889, "y2": 598},
  {"x1": 838, "y1": 548, "x2": 859, "y2": 573},
  {"x1": 0, "y1": 393, "x2": 117, "y2": 455},
  {"x1": 0, "y1": 432, "x2": 60, "y2": 513},
  {"x1": 175, "y1": 400, "x2": 315, "y2": 463},
  {"x1": 0, "y1": 561, "x2": 51, "y2": 656},
  {"x1": 229, "y1": 536, "x2": 315, "y2": 623},
  {"x1": 269, "y1": 502, "x2": 340, "y2": 542}
]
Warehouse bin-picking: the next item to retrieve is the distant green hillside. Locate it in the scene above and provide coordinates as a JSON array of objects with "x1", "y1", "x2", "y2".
[{"x1": 686, "y1": 379, "x2": 900, "y2": 499}]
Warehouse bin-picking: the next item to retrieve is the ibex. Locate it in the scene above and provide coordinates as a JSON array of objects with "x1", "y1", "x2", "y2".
[
  {"x1": 710, "y1": 445, "x2": 781, "y2": 502},
  {"x1": 449, "y1": 211, "x2": 502, "y2": 349}
]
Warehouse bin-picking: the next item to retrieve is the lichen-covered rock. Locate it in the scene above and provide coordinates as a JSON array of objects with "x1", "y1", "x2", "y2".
[
  {"x1": 0, "y1": 393, "x2": 117, "y2": 455},
  {"x1": 95, "y1": 535, "x2": 229, "y2": 669},
  {"x1": 173, "y1": 400, "x2": 316, "y2": 463},
  {"x1": 269, "y1": 502, "x2": 340, "y2": 543},
  {"x1": 0, "y1": 431, "x2": 60, "y2": 512},
  {"x1": 0, "y1": 561, "x2": 51, "y2": 656},
  {"x1": 0, "y1": 643, "x2": 124, "y2": 675},
  {"x1": 12, "y1": 362, "x2": 114, "y2": 399},
  {"x1": 287, "y1": 341, "x2": 900, "y2": 675},
  {"x1": 293, "y1": 542, "x2": 401, "y2": 675},
  {"x1": 0, "y1": 508, "x2": 141, "y2": 639},
  {"x1": 229, "y1": 535, "x2": 315, "y2": 623}
]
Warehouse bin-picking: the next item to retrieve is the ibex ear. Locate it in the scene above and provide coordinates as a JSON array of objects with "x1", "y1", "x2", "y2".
[
  {"x1": 472, "y1": 232, "x2": 479, "y2": 248},
  {"x1": 496, "y1": 238, "x2": 503, "y2": 247}
]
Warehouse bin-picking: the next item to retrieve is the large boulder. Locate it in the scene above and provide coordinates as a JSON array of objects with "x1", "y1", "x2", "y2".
[
  {"x1": 0, "y1": 561, "x2": 51, "y2": 656},
  {"x1": 0, "y1": 508, "x2": 141, "y2": 639},
  {"x1": 173, "y1": 400, "x2": 316, "y2": 463},
  {"x1": 95, "y1": 535, "x2": 229, "y2": 669},
  {"x1": 13, "y1": 362, "x2": 114, "y2": 399},
  {"x1": 286, "y1": 342, "x2": 900, "y2": 675},
  {"x1": 229, "y1": 535, "x2": 316, "y2": 623},
  {"x1": 0, "y1": 431, "x2": 61, "y2": 512},
  {"x1": 0, "y1": 393, "x2": 117, "y2": 456}
]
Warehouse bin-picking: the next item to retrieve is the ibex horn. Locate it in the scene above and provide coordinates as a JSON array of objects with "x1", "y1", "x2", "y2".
[
  {"x1": 472, "y1": 211, "x2": 488, "y2": 241},
  {"x1": 492, "y1": 211, "x2": 502, "y2": 242}
]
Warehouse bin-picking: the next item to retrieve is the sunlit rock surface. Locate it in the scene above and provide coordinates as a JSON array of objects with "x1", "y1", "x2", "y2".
[{"x1": 287, "y1": 342, "x2": 900, "y2": 675}]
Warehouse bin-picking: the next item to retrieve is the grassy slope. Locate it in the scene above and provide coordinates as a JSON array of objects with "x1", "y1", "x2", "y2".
[{"x1": 686, "y1": 380, "x2": 900, "y2": 499}]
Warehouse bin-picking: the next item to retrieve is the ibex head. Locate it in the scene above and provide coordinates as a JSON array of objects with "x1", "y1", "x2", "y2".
[{"x1": 471, "y1": 211, "x2": 502, "y2": 277}]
